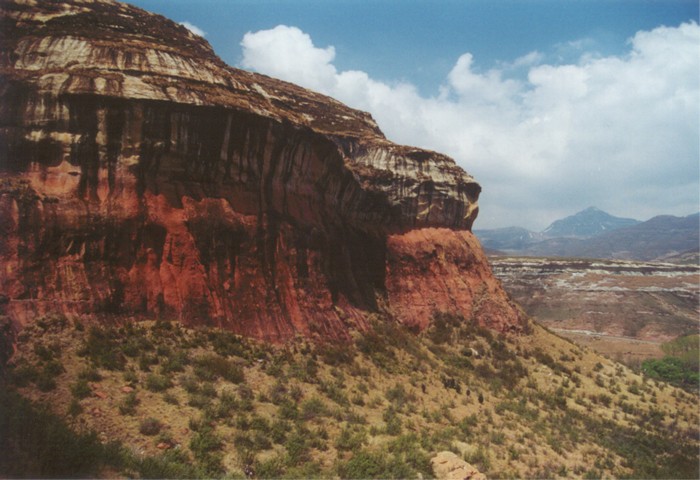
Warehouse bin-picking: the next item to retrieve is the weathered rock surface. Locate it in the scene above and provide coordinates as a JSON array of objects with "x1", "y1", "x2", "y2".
[
  {"x1": 431, "y1": 451, "x2": 486, "y2": 480},
  {"x1": 0, "y1": 0, "x2": 524, "y2": 340}
]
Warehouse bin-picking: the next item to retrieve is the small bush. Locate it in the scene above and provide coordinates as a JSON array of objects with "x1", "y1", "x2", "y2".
[
  {"x1": 284, "y1": 430, "x2": 309, "y2": 466},
  {"x1": 162, "y1": 392, "x2": 179, "y2": 405},
  {"x1": 337, "y1": 449, "x2": 413, "y2": 479},
  {"x1": 67, "y1": 399, "x2": 83, "y2": 417},
  {"x1": 253, "y1": 455, "x2": 285, "y2": 479},
  {"x1": 145, "y1": 373, "x2": 172, "y2": 392},
  {"x1": 193, "y1": 354, "x2": 244, "y2": 383},
  {"x1": 335, "y1": 426, "x2": 367, "y2": 452},
  {"x1": 78, "y1": 367, "x2": 102, "y2": 382},
  {"x1": 36, "y1": 371, "x2": 57, "y2": 392},
  {"x1": 200, "y1": 382, "x2": 218, "y2": 398},
  {"x1": 123, "y1": 369, "x2": 138, "y2": 385},
  {"x1": 300, "y1": 396, "x2": 329, "y2": 421},
  {"x1": 118, "y1": 392, "x2": 139, "y2": 415},
  {"x1": 139, "y1": 418, "x2": 162, "y2": 436},
  {"x1": 160, "y1": 350, "x2": 189, "y2": 374},
  {"x1": 79, "y1": 326, "x2": 125, "y2": 370},
  {"x1": 9, "y1": 363, "x2": 38, "y2": 387},
  {"x1": 71, "y1": 378, "x2": 92, "y2": 399},
  {"x1": 189, "y1": 426, "x2": 223, "y2": 459},
  {"x1": 188, "y1": 393, "x2": 212, "y2": 410}
]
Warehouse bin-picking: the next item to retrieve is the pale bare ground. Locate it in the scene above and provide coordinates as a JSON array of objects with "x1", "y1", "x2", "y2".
[
  {"x1": 490, "y1": 256, "x2": 699, "y2": 364},
  {"x1": 551, "y1": 328, "x2": 663, "y2": 367}
]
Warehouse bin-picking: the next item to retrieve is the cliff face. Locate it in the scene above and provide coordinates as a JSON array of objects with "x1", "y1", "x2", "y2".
[{"x1": 0, "y1": 0, "x2": 524, "y2": 340}]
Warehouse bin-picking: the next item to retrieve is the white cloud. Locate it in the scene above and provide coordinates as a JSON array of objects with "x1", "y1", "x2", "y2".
[
  {"x1": 180, "y1": 21, "x2": 206, "y2": 37},
  {"x1": 240, "y1": 22, "x2": 700, "y2": 230},
  {"x1": 241, "y1": 25, "x2": 336, "y2": 93}
]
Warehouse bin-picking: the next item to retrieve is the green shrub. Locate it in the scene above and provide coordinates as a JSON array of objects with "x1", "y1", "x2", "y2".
[
  {"x1": 71, "y1": 378, "x2": 92, "y2": 399},
  {"x1": 41, "y1": 359, "x2": 64, "y2": 378},
  {"x1": 118, "y1": 392, "x2": 139, "y2": 415},
  {"x1": 189, "y1": 426, "x2": 222, "y2": 460},
  {"x1": 123, "y1": 369, "x2": 138, "y2": 385},
  {"x1": 79, "y1": 326, "x2": 126, "y2": 370},
  {"x1": 193, "y1": 354, "x2": 244, "y2": 383},
  {"x1": 427, "y1": 312, "x2": 457, "y2": 344},
  {"x1": 138, "y1": 353, "x2": 158, "y2": 372},
  {"x1": 200, "y1": 382, "x2": 218, "y2": 398},
  {"x1": 187, "y1": 393, "x2": 212, "y2": 410},
  {"x1": 253, "y1": 455, "x2": 285, "y2": 478},
  {"x1": 160, "y1": 350, "x2": 189, "y2": 374},
  {"x1": 145, "y1": 373, "x2": 172, "y2": 392},
  {"x1": 67, "y1": 399, "x2": 83, "y2": 417},
  {"x1": 284, "y1": 430, "x2": 309, "y2": 466},
  {"x1": 270, "y1": 419, "x2": 290, "y2": 444},
  {"x1": 300, "y1": 396, "x2": 329, "y2": 420},
  {"x1": 335, "y1": 426, "x2": 367, "y2": 452},
  {"x1": 36, "y1": 370, "x2": 57, "y2": 392},
  {"x1": 385, "y1": 383, "x2": 415, "y2": 411},
  {"x1": 78, "y1": 366, "x2": 102, "y2": 382},
  {"x1": 132, "y1": 450, "x2": 198, "y2": 479},
  {"x1": 268, "y1": 380, "x2": 288, "y2": 405},
  {"x1": 162, "y1": 392, "x2": 179, "y2": 405},
  {"x1": 642, "y1": 356, "x2": 699, "y2": 390},
  {"x1": 212, "y1": 389, "x2": 237, "y2": 418},
  {"x1": 139, "y1": 418, "x2": 162, "y2": 436},
  {"x1": 337, "y1": 449, "x2": 413, "y2": 479},
  {"x1": 383, "y1": 407, "x2": 402, "y2": 436},
  {"x1": 9, "y1": 363, "x2": 38, "y2": 387}
]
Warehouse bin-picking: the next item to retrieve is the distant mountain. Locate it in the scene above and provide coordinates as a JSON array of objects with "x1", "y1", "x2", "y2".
[
  {"x1": 476, "y1": 209, "x2": 699, "y2": 262},
  {"x1": 542, "y1": 206, "x2": 641, "y2": 238},
  {"x1": 523, "y1": 213, "x2": 699, "y2": 261},
  {"x1": 473, "y1": 226, "x2": 544, "y2": 251}
]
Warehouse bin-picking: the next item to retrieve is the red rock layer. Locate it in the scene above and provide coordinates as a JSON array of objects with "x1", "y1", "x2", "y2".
[{"x1": 386, "y1": 229, "x2": 524, "y2": 332}]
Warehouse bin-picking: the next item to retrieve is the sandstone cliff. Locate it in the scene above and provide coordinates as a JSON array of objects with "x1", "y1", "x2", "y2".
[{"x1": 0, "y1": 0, "x2": 524, "y2": 340}]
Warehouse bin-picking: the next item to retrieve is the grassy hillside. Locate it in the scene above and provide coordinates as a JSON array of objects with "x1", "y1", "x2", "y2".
[{"x1": 2, "y1": 313, "x2": 698, "y2": 479}]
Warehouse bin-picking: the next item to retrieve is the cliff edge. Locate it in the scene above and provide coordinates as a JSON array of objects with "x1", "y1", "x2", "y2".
[{"x1": 0, "y1": 0, "x2": 524, "y2": 340}]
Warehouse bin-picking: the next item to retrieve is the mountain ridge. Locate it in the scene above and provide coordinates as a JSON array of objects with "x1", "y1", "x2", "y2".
[
  {"x1": 476, "y1": 208, "x2": 699, "y2": 262},
  {"x1": 542, "y1": 206, "x2": 641, "y2": 238}
]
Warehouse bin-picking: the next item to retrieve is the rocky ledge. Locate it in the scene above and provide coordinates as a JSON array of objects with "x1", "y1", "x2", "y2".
[{"x1": 0, "y1": 0, "x2": 524, "y2": 340}]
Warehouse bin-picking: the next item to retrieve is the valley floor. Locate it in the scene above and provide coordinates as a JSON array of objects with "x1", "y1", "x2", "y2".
[{"x1": 490, "y1": 256, "x2": 700, "y2": 367}]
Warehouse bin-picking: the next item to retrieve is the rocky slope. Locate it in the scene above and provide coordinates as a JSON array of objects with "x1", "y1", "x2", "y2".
[{"x1": 0, "y1": 0, "x2": 523, "y2": 340}]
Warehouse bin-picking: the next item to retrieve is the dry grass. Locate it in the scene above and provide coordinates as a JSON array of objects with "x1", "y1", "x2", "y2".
[{"x1": 5, "y1": 314, "x2": 699, "y2": 479}]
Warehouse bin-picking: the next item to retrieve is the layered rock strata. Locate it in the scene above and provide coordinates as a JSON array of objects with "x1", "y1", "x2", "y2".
[{"x1": 0, "y1": 0, "x2": 524, "y2": 340}]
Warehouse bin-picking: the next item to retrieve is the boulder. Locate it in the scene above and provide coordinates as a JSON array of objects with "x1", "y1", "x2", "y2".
[{"x1": 431, "y1": 451, "x2": 487, "y2": 480}]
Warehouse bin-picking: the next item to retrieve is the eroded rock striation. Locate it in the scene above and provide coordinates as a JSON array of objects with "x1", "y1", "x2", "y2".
[{"x1": 0, "y1": 0, "x2": 524, "y2": 340}]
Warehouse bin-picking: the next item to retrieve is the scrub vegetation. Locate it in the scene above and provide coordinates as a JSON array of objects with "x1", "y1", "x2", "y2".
[{"x1": 1, "y1": 313, "x2": 698, "y2": 478}]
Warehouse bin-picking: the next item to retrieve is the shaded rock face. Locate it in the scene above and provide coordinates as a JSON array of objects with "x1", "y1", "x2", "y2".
[{"x1": 0, "y1": 0, "x2": 523, "y2": 340}]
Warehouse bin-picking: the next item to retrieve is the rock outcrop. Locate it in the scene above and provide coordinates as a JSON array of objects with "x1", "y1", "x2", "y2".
[
  {"x1": 0, "y1": 0, "x2": 524, "y2": 340},
  {"x1": 431, "y1": 451, "x2": 486, "y2": 480}
]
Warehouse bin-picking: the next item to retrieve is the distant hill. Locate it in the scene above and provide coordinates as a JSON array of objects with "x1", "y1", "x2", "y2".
[
  {"x1": 476, "y1": 209, "x2": 699, "y2": 262},
  {"x1": 542, "y1": 206, "x2": 641, "y2": 238},
  {"x1": 524, "y1": 213, "x2": 699, "y2": 261},
  {"x1": 472, "y1": 227, "x2": 544, "y2": 251}
]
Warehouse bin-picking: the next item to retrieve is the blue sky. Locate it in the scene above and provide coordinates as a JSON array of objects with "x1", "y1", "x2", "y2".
[{"x1": 127, "y1": 0, "x2": 699, "y2": 230}]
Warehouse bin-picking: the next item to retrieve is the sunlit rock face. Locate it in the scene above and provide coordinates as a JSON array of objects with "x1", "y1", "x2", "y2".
[{"x1": 0, "y1": 0, "x2": 523, "y2": 340}]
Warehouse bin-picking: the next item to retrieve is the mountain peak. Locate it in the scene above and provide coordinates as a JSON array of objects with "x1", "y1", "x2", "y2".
[{"x1": 542, "y1": 208, "x2": 640, "y2": 238}]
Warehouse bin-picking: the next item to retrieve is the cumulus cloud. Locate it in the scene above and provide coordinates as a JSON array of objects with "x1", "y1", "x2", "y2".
[
  {"x1": 180, "y1": 21, "x2": 206, "y2": 37},
  {"x1": 240, "y1": 22, "x2": 700, "y2": 230}
]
